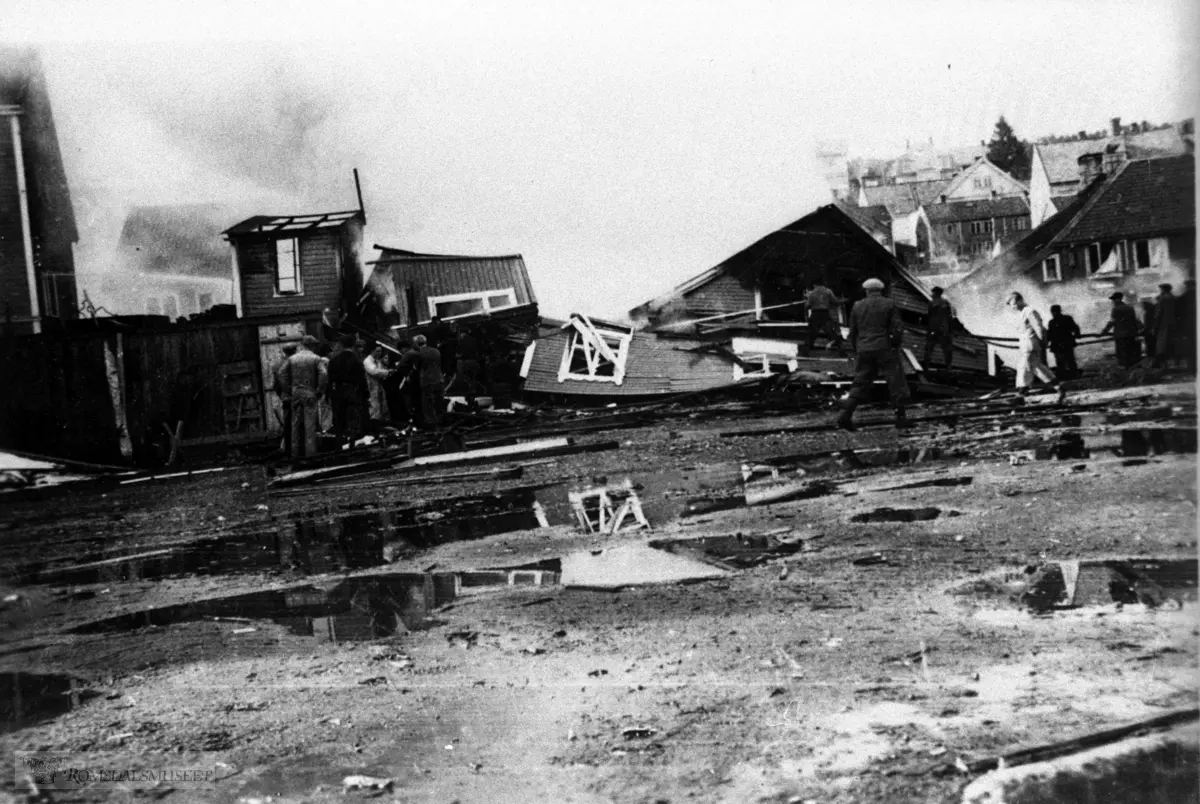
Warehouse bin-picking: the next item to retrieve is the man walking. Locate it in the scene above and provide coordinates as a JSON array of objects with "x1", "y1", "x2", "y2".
[
  {"x1": 805, "y1": 280, "x2": 841, "y2": 351},
  {"x1": 1046, "y1": 304, "x2": 1081, "y2": 380},
  {"x1": 1100, "y1": 291, "x2": 1141, "y2": 368},
  {"x1": 278, "y1": 335, "x2": 328, "y2": 459},
  {"x1": 327, "y1": 333, "x2": 367, "y2": 446},
  {"x1": 1006, "y1": 292, "x2": 1058, "y2": 394},
  {"x1": 837, "y1": 278, "x2": 910, "y2": 431},
  {"x1": 922, "y1": 286, "x2": 954, "y2": 370},
  {"x1": 397, "y1": 334, "x2": 445, "y2": 429}
]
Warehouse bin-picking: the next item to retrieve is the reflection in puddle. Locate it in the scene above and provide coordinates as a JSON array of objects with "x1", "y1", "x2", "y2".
[
  {"x1": 1, "y1": 672, "x2": 97, "y2": 733},
  {"x1": 649, "y1": 533, "x2": 805, "y2": 568},
  {"x1": 1084, "y1": 428, "x2": 1199, "y2": 458},
  {"x1": 70, "y1": 573, "x2": 460, "y2": 640},
  {"x1": 951, "y1": 558, "x2": 1198, "y2": 613}
]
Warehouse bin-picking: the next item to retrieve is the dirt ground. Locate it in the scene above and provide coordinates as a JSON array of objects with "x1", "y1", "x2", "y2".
[{"x1": 0, "y1": 380, "x2": 1196, "y2": 804}]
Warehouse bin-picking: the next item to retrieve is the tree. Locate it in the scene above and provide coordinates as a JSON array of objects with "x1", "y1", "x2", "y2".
[{"x1": 987, "y1": 116, "x2": 1031, "y2": 182}]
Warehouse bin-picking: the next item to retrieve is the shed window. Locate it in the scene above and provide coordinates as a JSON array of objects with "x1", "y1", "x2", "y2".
[
  {"x1": 275, "y1": 238, "x2": 302, "y2": 295},
  {"x1": 427, "y1": 288, "x2": 517, "y2": 322},
  {"x1": 558, "y1": 316, "x2": 632, "y2": 385},
  {"x1": 1042, "y1": 255, "x2": 1062, "y2": 283}
]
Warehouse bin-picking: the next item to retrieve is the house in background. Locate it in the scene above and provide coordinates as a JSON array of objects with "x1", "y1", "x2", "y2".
[
  {"x1": 224, "y1": 209, "x2": 366, "y2": 320},
  {"x1": 914, "y1": 195, "x2": 1031, "y2": 279},
  {"x1": 362, "y1": 246, "x2": 537, "y2": 331},
  {"x1": 0, "y1": 48, "x2": 78, "y2": 333},
  {"x1": 857, "y1": 179, "x2": 948, "y2": 249},
  {"x1": 1028, "y1": 118, "x2": 1190, "y2": 226},
  {"x1": 953, "y1": 154, "x2": 1194, "y2": 328},
  {"x1": 87, "y1": 204, "x2": 235, "y2": 319}
]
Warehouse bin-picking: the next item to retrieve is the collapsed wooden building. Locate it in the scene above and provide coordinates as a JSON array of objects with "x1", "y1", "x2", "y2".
[{"x1": 625, "y1": 203, "x2": 993, "y2": 383}]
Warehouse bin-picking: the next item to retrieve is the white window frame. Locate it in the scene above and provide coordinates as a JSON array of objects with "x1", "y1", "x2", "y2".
[
  {"x1": 730, "y1": 337, "x2": 799, "y2": 381},
  {"x1": 1042, "y1": 254, "x2": 1062, "y2": 283},
  {"x1": 426, "y1": 287, "x2": 517, "y2": 322},
  {"x1": 274, "y1": 237, "x2": 303, "y2": 296},
  {"x1": 557, "y1": 315, "x2": 633, "y2": 385}
]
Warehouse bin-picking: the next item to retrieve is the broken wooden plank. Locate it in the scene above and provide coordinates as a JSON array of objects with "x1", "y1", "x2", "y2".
[
  {"x1": 960, "y1": 707, "x2": 1199, "y2": 775},
  {"x1": 268, "y1": 458, "x2": 396, "y2": 488},
  {"x1": 393, "y1": 438, "x2": 619, "y2": 472},
  {"x1": 0, "y1": 447, "x2": 133, "y2": 475}
]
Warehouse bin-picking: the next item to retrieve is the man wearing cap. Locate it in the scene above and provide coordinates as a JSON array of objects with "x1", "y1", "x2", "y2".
[
  {"x1": 278, "y1": 335, "x2": 329, "y2": 459},
  {"x1": 1046, "y1": 305, "x2": 1081, "y2": 380},
  {"x1": 837, "y1": 277, "x2": 910, "y2": 431},
  {"x1": 1006, "y1": 292, "x2": 1058, "y2": 394},
  {"x1": 922, "y1": 286, "x2": 954, "y2": 370},
  {"x1": 327, "y1": 333, "x2": 367, "y2": 446},
  {"x1": 1152, "y1": 283, "x2": 1177, "y2": 367},
  {"x1": 1100, "y1": 291, "x2": 1141, "y2": 368},
  {"x1": 804, "y1": 280, "x2": 842, "y2": 352}
]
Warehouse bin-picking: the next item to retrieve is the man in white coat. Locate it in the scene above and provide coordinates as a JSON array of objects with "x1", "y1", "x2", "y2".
[
  {"x1": 1006, "y1": 292, "x2": 1059, "y2": 396},
  {"x1": 363, "y1": 344, "x2": 394, "y2": 422}
]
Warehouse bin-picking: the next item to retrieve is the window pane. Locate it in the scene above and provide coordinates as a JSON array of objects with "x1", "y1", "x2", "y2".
[
  {"x1": 276, "y1": 238, "x2": 298, "y2": 293},
  {"x1": 436, "y1": 298, "x2": 486, "y2": 319},
  {"x1": 486, "y1": 294, "x2": 514, "y2": 310},
  {"x1": 1135, "y1": 240, "x2": 1151, "y2": 269}
]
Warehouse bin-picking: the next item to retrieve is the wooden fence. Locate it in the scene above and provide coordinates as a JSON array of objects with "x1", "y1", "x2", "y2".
[{"x1": 1, "y1": 314, "x2": 320, "y2": 465}]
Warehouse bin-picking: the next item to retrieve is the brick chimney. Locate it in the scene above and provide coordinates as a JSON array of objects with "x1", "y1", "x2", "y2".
[
  {"x1": 1078, "y1": 152, "x2": 1104, "y2": 185},
  {"x1": 1110, "y1": 117, "x2": 1122, "y2": 137}
]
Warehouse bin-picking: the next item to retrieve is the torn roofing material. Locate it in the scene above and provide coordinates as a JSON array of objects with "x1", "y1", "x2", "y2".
[{"x1": 222, "y1": 210, "x2": 363, "y2": 237}]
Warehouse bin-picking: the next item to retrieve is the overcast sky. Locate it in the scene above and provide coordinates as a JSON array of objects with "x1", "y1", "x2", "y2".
[{"x1": 5, "y1": 0, "x2": 1198, "y2": 319}]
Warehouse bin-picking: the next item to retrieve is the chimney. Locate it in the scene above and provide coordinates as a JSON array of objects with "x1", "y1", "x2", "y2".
[
  {"x1": 1078, "y1": 152, "x2": 1104, "y2": 185},
  {"x1": 939, "y1": 194, "x2": 948, "y2": 203},
  {"x1": 991, "y1": 189, "x2": 998, "y2": 199},
  {"x1": 1078, "y1": 130, "x2": 1087, "y2": 140},
  {"x1": 1110, "y1": 116, "x2": 1122, "y2": 137}
]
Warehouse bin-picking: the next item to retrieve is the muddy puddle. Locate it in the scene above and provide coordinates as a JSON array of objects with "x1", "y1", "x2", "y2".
[
  {"x1": 70, "y1": 573, "x2": 462, "y2": 640},
  {"x1": 1, "y1": 672, "x2": 97, "y2": 733},
  {"x1": 16, "y1": 450, "x2": 949, "y2": 590},
  {"x1": 949, "y1": 558, "x2": 1199, "y2": 612}
]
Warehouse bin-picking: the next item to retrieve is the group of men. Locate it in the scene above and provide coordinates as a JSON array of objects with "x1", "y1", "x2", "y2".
[
  {"x1": 1102, "y1": 282, "x2": 1196, "y2": 372},
  {"x1": 805, "y1": 281, "x2": 957, "y2": 372},
  {"x1": 270, "y1": 312, "x2": 522, "y2": 461}
]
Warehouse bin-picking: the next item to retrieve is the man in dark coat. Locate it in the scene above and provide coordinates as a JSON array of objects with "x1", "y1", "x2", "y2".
[
  {"x1": 271, "y1": 343, "x2": 298, "y2": 455},
  {"x1": 1153, "y1": 283, "x2": 1178, "y2": 367},
  {"x1": 327, "y1": 333, "x2": 367, "y2": 445},
  {"x1": 922, "y1": 286, "x2": 954, "y2": 369},
  {"x1": 837, "y1": 278, "x2": 910, "y2": 431},
  {"x1": 1179, "y1": 279, "x2": 1196, "y2": 372},
  {"x1": 1046, "y1": 304, "x2": 1081, "y2": 380},
  {"x1": 397, "y1": 334, "x2": 445, "y2": 428},
  {"x1": 1100, "y1": 292, "x2": 1141, "y2": 368}
]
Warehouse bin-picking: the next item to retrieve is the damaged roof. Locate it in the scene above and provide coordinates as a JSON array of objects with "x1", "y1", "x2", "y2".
[
  {"x1": 923, "y1": 196, "x2": 1029, "y2": 223},
  {"x1": 835, "y1": 201, "x2": 891, "y2": 237},
  {"x1": 1053, "y1": 154, "x2": 1195, "y2": 245},
  {"x1": 223, "y1": 210, "x2": 363, "y2": 236},
  {"x1": 860, "y1": 179, "x2": 950, "y2": 216}
]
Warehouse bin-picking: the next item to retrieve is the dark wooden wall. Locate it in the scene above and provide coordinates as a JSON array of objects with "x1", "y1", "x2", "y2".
[{"x1": 0, "y1": 332, "x2": 121, "y2": 461}]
